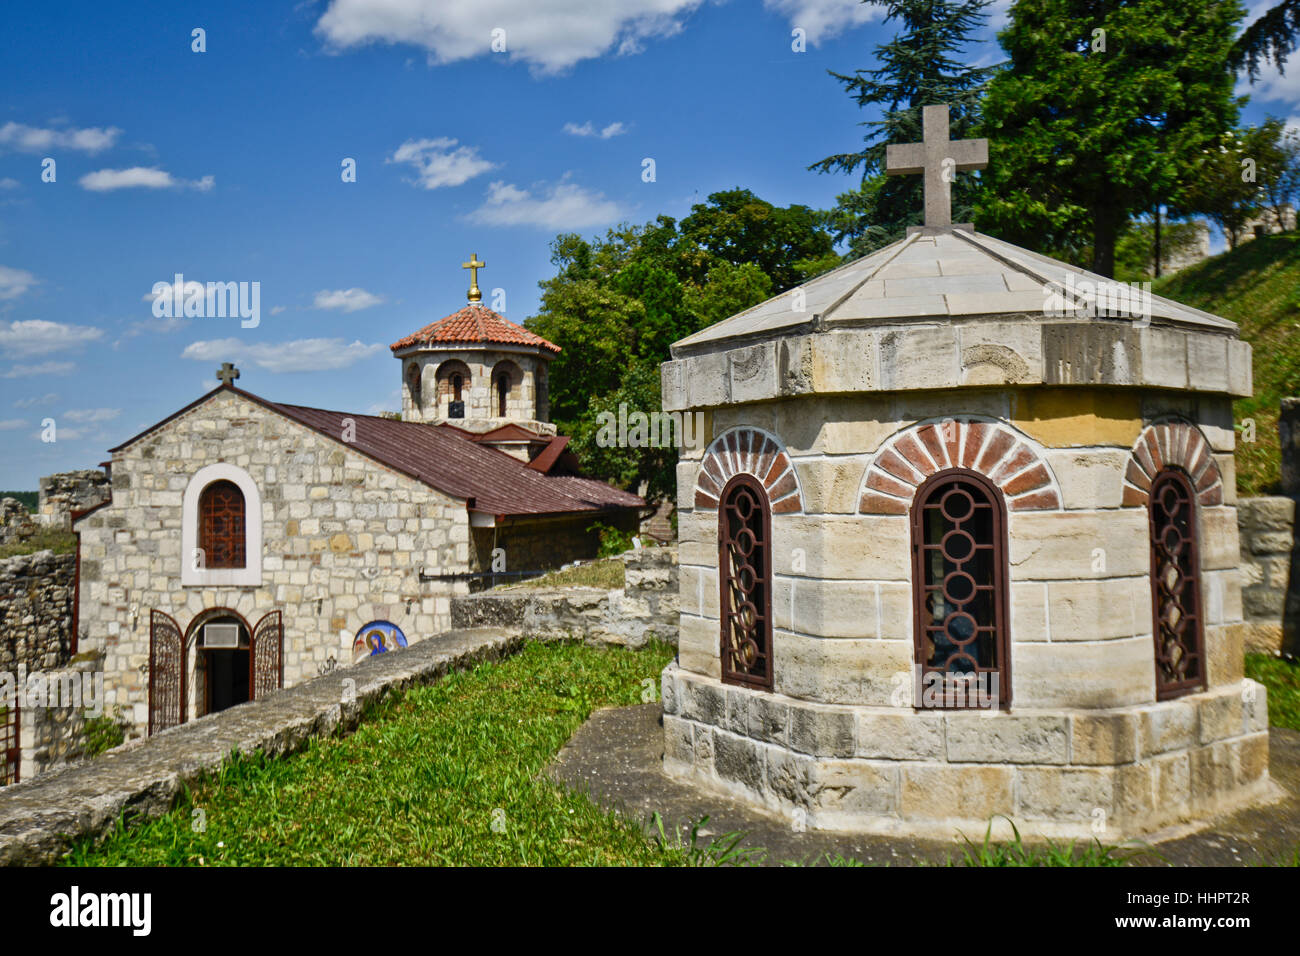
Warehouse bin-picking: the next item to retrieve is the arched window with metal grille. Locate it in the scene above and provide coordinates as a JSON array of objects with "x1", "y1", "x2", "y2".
[
  {"x1": 1148, "y1": 468, "x2": 1206, "y2": 699},
  {"x1": 718, "y1": 474, "x2": 773, "y2": 689},
  {"x1": 199, "y1": 480, "x2": 246, "y2": 569},
  {"x1": 910, "y1": 469, "x2": 1010, "y2": 709}
]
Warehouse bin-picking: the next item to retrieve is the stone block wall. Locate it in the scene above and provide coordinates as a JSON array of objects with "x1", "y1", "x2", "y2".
[
  {"x1": 452, "y1": 546, "x2": 679, "y2": 647},
  {"x1": 404, "y1": 348, "x2": 548, "y2": 425},
  {"x1": 0, "y1": 550, "x2": 76, "y2": 673},
  {"x1": 77, "y1": 389, "x2": 472, "y2": 737},
  {"x1": 18, "y1": 651, "x2": 109, "y2": 780},
  {"x1": 38, "y1": 470, "x2": 111, "y2": 530},
  {"x1": 470, "y1": 511, "x2": 639, "y2": 585},
  {"x1": 1236, "y1": 496, "x2": 1296, "y2": 653},
  {"x1": 0, "y1": 498, "x2": 37, "y2": 546},
  {"x1": 674, "y1": 387, "x2": 1243, "y2": 712}
]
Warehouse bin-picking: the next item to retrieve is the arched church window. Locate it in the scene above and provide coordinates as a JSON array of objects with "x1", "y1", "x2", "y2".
[
  {"x1": 910, "y1": 470, "x2": 1009, "y2": 709},
  {"x1": 199, "y1": 480, "x2": 246, "y2": 569},
  {"x1": 406, "y1": 362, "x2": 421, "y2": 407},
  {"x1": 718, "y1": 475, "x2": 773, "y2": 689},
  {"x1": 451, "y1": 373, "x2": 463, "y2": 403},
  {"x1": 1148, "y1": 468, "x2": 1206, "y2": 699},
  {"x1": 497, "y1": 372, "x2": 509, "y2": 417}
]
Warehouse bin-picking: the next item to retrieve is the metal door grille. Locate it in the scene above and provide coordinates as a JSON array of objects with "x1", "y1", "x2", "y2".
[
  {"x1": 0, "y1": 698, "x2": 18, "y2": 785},
  {"x1": 718, "y1": 475, "x2": 773, "y2": 689},
  {"x1": 251, "y1": 611, "x2": 284, "y2": 700},
  {"x1": 1149, "y1": 469, "x2": 1206, "y2": 699},
  {"x1": 149, "y1": 609, "x2": 186, "y2": 734}
]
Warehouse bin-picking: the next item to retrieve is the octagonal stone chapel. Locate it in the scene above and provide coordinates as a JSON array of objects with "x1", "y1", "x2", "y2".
[{"x1": 658, "y1": 107, "x2": 1270, "y2": 839}]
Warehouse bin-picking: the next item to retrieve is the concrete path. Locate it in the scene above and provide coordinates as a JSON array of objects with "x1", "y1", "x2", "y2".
[
  {"x1": 0, "y1": 627, "x2": 520, "y2": 865},
  {"x1": 548, "y1": 703, "x2": 1300, "y2": 866}
]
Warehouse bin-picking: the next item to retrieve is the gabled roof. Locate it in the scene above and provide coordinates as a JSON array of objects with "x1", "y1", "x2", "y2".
[
  {"x1": 105, "y1": 385, "x2": 640, "y2": 519},
  {"x1": 672, "y1": 228, "x2": 1237, "y2": 355},
  {"x1": 390, "y1": 303, "x2": 560, "y2": 354}
]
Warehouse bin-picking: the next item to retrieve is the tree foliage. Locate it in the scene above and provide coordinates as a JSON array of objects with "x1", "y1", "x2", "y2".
[
  {"x1": 811, "y1": 0, "x2": 998, "y2": 257},
  {"x1": 1230, "y1": 0, "x2": 1300, "y2": 82},
  {"x1": 527, "y1": 190, "x2": 832, "y2": 504},
  {"x1": 977, "y1": 0, "x2": 1244, "y2": 277}
]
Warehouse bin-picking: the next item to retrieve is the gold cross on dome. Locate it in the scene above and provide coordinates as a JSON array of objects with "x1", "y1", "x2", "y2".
[
  {"x1": 885, "y1": 104, "x2": 988, "y2": 228},
  {"x1": 462, "y1": 253, "x2": 485, "y2": 303}
]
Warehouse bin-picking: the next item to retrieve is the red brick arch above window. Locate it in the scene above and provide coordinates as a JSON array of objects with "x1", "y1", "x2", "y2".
[
  {"x1": 1122, "y1": 419, "x2": 1223, "y2": 507},
  {"x1": 694, "y1": 427, "x2": 803, "y2": 515},
  {"x1": 859, "y1": 419, "x2": 1062, "y2": 515}
]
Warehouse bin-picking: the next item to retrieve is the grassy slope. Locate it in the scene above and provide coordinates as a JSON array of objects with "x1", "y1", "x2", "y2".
[{"x1": 1152, "y1": 233, "x2": 1300, "y2": 495}]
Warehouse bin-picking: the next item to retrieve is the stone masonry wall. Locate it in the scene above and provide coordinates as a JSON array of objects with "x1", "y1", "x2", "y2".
[
  {"x1": 0, "y1": 550, "x2": 76, "y2": 673},
  {"x1": 38, "y1": 469, "x2": 111, "y2": 530},
  {"x1": 19, "y1": 651, "x2": 109, "y2": 780},
  {"x1": 1236, "y1": 496, "x2": 1296, "y2": 653},
  {"x1": 77, "y1": 389, "x2": 473, "y2": 737},
  {"x1": 452, "y1": 546, "x2": 679, "y2": 647}
]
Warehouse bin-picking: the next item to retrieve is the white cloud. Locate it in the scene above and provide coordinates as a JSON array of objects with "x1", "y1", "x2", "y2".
[
  {"x1": 63, "y1": 408, "x2": 121, "y2": 424},
  {"x1": 0, "y1": 122, "x2": 122, "y2": 154},
  {"x1": 315, "y1": 0, "x2": 702, "y2": 73},
  {"x1": 0, "y1": 320, "x2": 104, "y2": 358},
  {"x1": 79, "y1": 167, "x2": 215, "y2": 192},
  {"x1": 563, "y1": 121, "x2": 628, "y2": 139},
  {"x1": 0, "y1": 419, "x2": 26, "y2": 430},
  {"x1": 761, "y1": 0, "x2": 882, "y2": 43},
  {"x1": 0, "y1": 178, "x2": 19, "y2": 190},
  {"x1": 181, "y1": 337, "x2": 385, "y2": 373},
  {"x1": 0, "y1": 266, "x2": 38, "y2": 301},
  {"x1": 123, "y1": 316, "x2": 191, "y2": 338},
  {"x1": 312, "y1": 288, "x2": 386, "y2": 312},
  {"x1": 467, "y1": 178, "x2": 625, "y2": 228},
  {"x1": 14, "y1": 393, "x2": 57, "y2": 409},
  {"x1": 388, "y1": 137, "x2": 497, "y2": 189},
  {"x1": 2, "y1": 361, "x2": 75, "y2": 378},
  {"x1": 270, "y1": 305, "x2": 287, "y2": 315}
]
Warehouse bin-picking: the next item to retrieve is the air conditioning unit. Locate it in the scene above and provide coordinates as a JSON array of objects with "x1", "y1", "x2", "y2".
[{"x1": 203, "y1": 623, "x2": 241, "y2": 649}]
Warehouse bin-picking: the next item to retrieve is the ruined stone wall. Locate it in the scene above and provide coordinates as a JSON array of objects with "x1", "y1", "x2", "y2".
[
  {"x1": 76, "y1": 389, "x2": 472, "y2": 737},
  {"x1": 0, "y1": 550, "x2": 75, "y2": 673},
  {"x1": 18, "y1": 652, "x2": 109, "y2": 780},
  {"x1": 38, "y1": 470, "x2": 111, "y2": 530},
  {"x1": 1236, "y1": 496, "x2": 1296, "y2": 653},
  {"x1": 470, "y1": 510, "x2": 641, "y2": 584}
]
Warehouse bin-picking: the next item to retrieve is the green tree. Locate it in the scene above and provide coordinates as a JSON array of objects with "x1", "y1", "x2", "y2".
[
  {"x1": 1182, "y1": 125, "x2": 1278, "y2": 249},
  {"x1": 1230, "y1": 0, "x2": 1300, "y2": 81},
  {"x1": 978, "y1": 0, "x2": 1244, "y2": 277},
  {"x1": 811, "y1": 0, "x2": 998, "y2": 257},
  {"x1": 1258, "y1": 119, "x2": 1300, "y2": 231},
  {"x1": 679, "y1": 189, "x2": 836, "y2": 290}
]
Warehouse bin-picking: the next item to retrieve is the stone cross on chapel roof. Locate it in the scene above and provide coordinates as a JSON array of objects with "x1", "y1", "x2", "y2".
[
  {"x1": 885, "y1": 104, "x2": 988, "y2": 230},
  {"x1": 216, "y1": 362, "x2": 240, "y2": 386}
]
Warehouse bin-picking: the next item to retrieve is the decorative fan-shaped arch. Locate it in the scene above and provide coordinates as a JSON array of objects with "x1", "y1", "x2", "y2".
[
  {"x1": 859, "y1": 418, "x2": 1062, "y2": 515},
  {"x1": 1122, "y1": 418, "x2": 1223, "y2": 507},
  {"x1": 694, "y1": 427, "x2": 803, "y2": 515}
]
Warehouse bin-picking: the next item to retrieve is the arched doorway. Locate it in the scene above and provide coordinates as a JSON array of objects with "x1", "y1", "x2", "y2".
[{"x1": 187, "y1": 608, "x2": 253, "y2": 717}]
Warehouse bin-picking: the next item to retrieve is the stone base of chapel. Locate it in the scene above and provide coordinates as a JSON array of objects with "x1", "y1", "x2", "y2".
[{"x1": 660, "y1": 663, "x2": 1273, "y2": 841}]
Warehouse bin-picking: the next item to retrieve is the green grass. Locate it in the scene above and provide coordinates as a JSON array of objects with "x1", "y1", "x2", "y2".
[
  {"x1": 1153, "y1": 232, "x2": 1300, "y2": 495},
  {"x1": 63, "y1": 640, "x2": 694, "y2": 866},
  {"x1": 507, "y1": 558, "x2": 625, "y2": 590},
  {"x1": 0, "y1": 528, "x2": 77, "y2": 560},
  {"x1": 1246, "y1": 652, "x2": 1300, "y2": 732},
  {"x1": 944, "y1": 817, "x2": 1154, "y2": 867}
]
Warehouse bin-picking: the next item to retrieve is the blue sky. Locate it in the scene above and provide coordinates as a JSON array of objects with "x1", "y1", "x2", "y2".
[{"x1": 0, "y1": 0, "x2": 1296, "y2": 489}]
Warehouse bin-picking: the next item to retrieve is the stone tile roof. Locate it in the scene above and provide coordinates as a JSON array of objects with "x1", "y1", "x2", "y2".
[
  {"x1": 672, "y1": 228, "x2": 1238, "y2": 354},
  {"x1": 390, "y1": 303, "x2": 560, "y2": 354}
]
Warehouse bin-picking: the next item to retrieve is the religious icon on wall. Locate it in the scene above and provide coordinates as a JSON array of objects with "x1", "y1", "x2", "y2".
[{"x1": 351, "y1": 621, "x2": 408, "y2": 664}]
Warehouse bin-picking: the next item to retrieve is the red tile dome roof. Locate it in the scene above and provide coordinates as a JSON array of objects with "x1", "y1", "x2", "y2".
[{"x1": 390, "y1": 303, "x2": 560, "y2": 354}]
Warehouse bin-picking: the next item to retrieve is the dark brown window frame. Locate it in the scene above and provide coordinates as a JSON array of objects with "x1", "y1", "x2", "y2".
[
  {"x1": 909, "y1": 467, "x2": 1011, "y2": 709},
  {"x1": 198, "y1": 479, "x2": 246, "y2": 570},
  {"x1": 1148, "y1": 467, "x2": 1207, "y2": 700},
  {"x1": 718, "y1": 473, "x2": 774, "y2": 690}
]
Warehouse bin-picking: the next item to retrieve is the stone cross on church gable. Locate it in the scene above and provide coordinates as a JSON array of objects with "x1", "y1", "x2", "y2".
[
  {"x1": 885, "y1": 104, "x2": 988, "y2": 229},
  {"x1": 216, "y1": 362, "x2": 240, "y2": 386}
]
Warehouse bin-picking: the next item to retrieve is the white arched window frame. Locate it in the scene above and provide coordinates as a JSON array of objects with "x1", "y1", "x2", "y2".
[{"x1": 181, "y1": 463, "x2": 263, "y2": 586}]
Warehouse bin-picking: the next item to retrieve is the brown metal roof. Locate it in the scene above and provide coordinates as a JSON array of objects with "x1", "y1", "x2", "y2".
[{"x1": 104, "y1": 385, "x2": 640, "y2": 518}]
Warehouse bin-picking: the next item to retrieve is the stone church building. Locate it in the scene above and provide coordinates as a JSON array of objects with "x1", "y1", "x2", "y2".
[
  {"x1": 660, "y1": 107, "x2": 1270, "y2": 839},
  {"x1": 74, "y1": 260, "x2": 640, "y2": 739}
]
